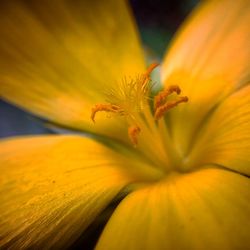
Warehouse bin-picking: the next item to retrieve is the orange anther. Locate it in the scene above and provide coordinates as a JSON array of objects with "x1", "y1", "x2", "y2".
[
  {"x1": 141, "y1": 63, "x2": 159, "y2": 90},
  {"x1": 145, "y1": 62, "x2": 159, "y2": 77},
  {"x1": 154, "y1": 96, "x2": 188, "y2": 121},
  {"x1": 154, "y1": 85, "x2": 181, "y2": 110},
  {"x1": 128, "y1": 125, "x2": 141, "y2": 147},
  {"x1": 91, "y1": 104, "x2": 123, "y2": 122}
]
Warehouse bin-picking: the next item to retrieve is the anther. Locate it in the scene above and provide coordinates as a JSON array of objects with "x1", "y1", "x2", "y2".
[
  {"x1": 91, "y1": 104, "x2": 123, "y2": 122},
  {"x1": 145, "y1": 63, "x2": 159, "y2": 77},
  {"x1": 141, "y1": 62, "x2": 159, "y2": 90},
  {"x1": 154, "y1": 96, "x2": 188, "y2": 121},
  {"x1": 154, "y1": 85, "x2": 181, "y2": 110},
  {"x1": 128, "y1": 125, "x2": 141, "y2": 147}
]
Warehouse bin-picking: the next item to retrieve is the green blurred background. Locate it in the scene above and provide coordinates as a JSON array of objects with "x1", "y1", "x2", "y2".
[{"x1": 0, "y1": 0, "x2": 199, "y2": 138}]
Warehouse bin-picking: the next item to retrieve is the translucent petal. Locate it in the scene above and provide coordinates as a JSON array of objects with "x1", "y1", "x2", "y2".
[
  {"x1": 161, "y1": 0, "x2": 250, "y2": 157},
  {"x1": 0, "y1": 135, "x2": 138, "y2": 249},
  {"x1": 186, "y1": 85, "x2": 250, "y2": 176},
  {"x1": 0, "y1": 0, "x2": 145, "y2": 141},
  {"x1": 96, "y1": 168, "x2": 250, "y2": 250}
]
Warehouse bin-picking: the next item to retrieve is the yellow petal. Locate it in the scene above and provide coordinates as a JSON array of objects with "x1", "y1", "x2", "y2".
[
  {"x1": 0, "y1": 135, "x2": 142, "y2": 249},
  {"x1": 0, "y1": 0, "x2": 145, "y2": 141},
  {"x1": 96, "y1": 168, "x2": 250, "y2": 250},
  {"x1": 161, "y1": 0, "x2": 250, "y2": 157},
  {"x1": 186, "y1": 85, "x2": 250, "y2": 176}
]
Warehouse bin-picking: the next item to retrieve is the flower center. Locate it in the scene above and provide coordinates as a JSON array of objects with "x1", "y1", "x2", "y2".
[{"x1": 91, "y1": 64, "x2": 188, "y2": 171}]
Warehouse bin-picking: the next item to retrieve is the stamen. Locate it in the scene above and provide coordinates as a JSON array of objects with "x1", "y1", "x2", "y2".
[
  {"x1": 91, "y1": 104, "x2": 124, "y2": 122},
  {"x1": 128, "y1": 125, "x2": 141, "y2": 147},
  {"x1": 144, "y1": 63, "x2": 159, "y2": 78},
  {"x1": 141, "y1": 62, "x2": 159, "y2": 91},
  {"x1": 154, "y1": 96, "x2": 188, "y2": 121},
  {"x1": 154, "y1": 85, "x2": 181, "y2": 110},
  {"x1": 90, "y1": 63, "x2": 188, "y2": 148}
]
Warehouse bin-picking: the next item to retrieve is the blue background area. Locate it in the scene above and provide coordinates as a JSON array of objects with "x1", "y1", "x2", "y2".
[{"x1": 0, "y1": 101, "x2": 51, "y2": 138}]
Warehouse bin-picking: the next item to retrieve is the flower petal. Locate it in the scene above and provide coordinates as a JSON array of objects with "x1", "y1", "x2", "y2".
[
  {"x1": 186, "y1": 85, "x2": 250, "y2": 176},
  {"x1": 161, "y1": 0, "x2": 250, "y2": 157},
  {"x1": 0, "y1": 135, "x2": 143, "y2": 249},
  {"x1": 0, "y1": 0, "x2": 145, "y2": 141},
  {"x1": 96, "y1": 168, "x2": 250, "y2": 250}
]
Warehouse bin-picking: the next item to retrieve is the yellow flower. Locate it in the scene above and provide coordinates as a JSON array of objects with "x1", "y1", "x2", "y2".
[{"x1": 0, "y1": 0, "x2": 249, "y2": 249}]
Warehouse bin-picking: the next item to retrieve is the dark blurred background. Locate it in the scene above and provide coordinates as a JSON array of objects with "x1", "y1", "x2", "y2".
[
  {"x1": 0, "y1": 0, "x2": 199, "y2": 138},
  {"x1": 131, "y1": 0, "x2": 198, "y2": 56}
]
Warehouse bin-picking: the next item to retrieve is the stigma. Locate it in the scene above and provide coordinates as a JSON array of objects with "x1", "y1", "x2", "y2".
[{"x1": 91, "y1": 63, "x2": 188, "y2": 146}]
